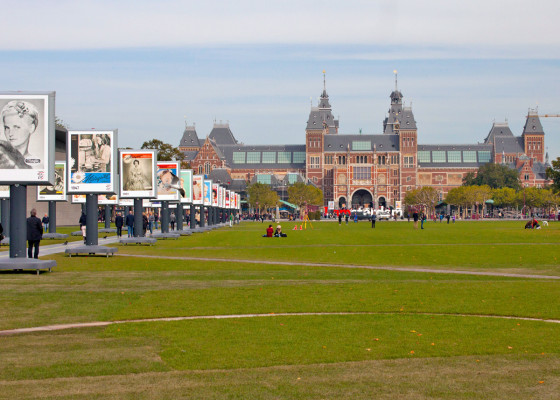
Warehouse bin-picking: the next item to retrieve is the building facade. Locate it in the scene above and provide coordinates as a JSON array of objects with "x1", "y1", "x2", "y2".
[{"x1": 181, "y1": 78, "x2": 550, "y2": 209}]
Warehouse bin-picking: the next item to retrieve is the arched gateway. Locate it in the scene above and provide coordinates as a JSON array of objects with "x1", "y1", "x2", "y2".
[{"x1": 351, "y1": 189, "x2": 373, "y2": 208}]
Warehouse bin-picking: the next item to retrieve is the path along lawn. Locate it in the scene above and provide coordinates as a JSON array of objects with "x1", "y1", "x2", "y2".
[{"x1": 0, "y1": 220, "x2": 558, "y2": 399}]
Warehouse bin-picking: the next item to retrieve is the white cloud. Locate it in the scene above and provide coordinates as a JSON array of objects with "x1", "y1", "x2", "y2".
[{"x1": 5, "y1": 0, "x2": 560, "y2": 57}]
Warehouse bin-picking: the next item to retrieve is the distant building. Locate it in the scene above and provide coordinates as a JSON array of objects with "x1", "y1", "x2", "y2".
[{"x1": 180, "y1": 76, "x2": 550, "y2": 209}]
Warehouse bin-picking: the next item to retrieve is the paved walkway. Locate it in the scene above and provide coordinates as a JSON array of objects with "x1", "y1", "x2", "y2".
[
  {"x1": 1, "y1": 311, "x2": 558, "y2": 336},
  {"x1": 0, "y1": 235, "x2": 122, "y2": 258}
]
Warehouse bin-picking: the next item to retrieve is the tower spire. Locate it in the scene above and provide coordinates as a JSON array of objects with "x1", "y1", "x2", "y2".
[
  {"x1": 393, "y1": 69, "x2": 398, "y2": 91},
  {"x1": 323, "y1": 70, "x2": 326, "y2": 92}
]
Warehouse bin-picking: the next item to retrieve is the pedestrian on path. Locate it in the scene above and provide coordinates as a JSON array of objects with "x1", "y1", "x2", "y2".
[
  {"x1": 42, "y1": 214, "x2": 49, "y2": 233},
  {"x1": 79, "y1": 212, "x2": 87, "y2": 243},
  {"x1": 125, "y1": 210, "x2": 134, "y2": 237},
  {"x1": 412, "y1": 211, "x2": 419, "y2": 229},
  {"x1": 27, "y1": 209, "x2": 43, "y2": 259},
  {"x1": 371, "y1": 211, "x2": 376, "y2": 228}
]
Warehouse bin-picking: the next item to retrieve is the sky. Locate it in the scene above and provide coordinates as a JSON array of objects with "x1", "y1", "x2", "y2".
[{"x1": 2, "y1": 0, "x2": 559, "y2": 160}]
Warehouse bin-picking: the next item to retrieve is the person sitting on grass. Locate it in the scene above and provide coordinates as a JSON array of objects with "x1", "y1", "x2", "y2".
[
  {"x1": 263, "y1": 224, "x2": 274, "y2": 237},
  {"x1": 274, "y1": 225, "x2": 287, "y2": 237}
]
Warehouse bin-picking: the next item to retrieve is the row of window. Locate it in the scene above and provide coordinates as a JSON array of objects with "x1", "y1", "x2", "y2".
[
  {"x1": 232, "y1": 151, "x2": 306, "y2": 164},
  {"x1": 417, "y1": 150, "x2": 491, "y2": 164}
]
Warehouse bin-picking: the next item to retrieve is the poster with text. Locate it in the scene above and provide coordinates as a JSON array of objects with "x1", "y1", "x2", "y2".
[
  {"x1": 225, "y1": 190, "x2": 230, "y2": 208},
  {"x1": 118, "y1": 198, "x2": 134, "y2": 206},
  {"x1": 71, "y1": 194, "x2": 85, "y2": 204},
  {"x1": 218, "y1": 186, "x2": 223, "y2": 208},
  {"x1": 98, "y1": 194, "x2": 118, "y2": 205},
  {"x1": 180, "y1": 169, "x2": 193, "y2": 204},
  {"x1": 192, "y1": 175, "x2": 203, "y2": 205},
  {"x1": 67, "y1": 130, "x2": 117, "y2": 193},
  {"x1": 120, "y1": 150, "x2": 156, "y2": 198},
  {"x1": 0, "y1": 185, "x2": 10, "y2": 198},
  {"x1": 0, "y1": 93, "x2": 55, "y2": 184},
  {"x1": 203, "y1": 179, "x2": 212, "y2": 206},
  {"x1": 37, "y1": 161, "x2": 66, "y2": 201},
  {"x1": 156, "y1": 161, "x2": 180, "y2": 201}
]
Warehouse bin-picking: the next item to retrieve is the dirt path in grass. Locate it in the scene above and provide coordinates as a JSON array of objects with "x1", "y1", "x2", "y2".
[
  {"x1": 118, "y1": 253, "x2": 560, "y2": 280},
  {"x1": 1, "y1": 312, "x2": 559, "y2": 336}
]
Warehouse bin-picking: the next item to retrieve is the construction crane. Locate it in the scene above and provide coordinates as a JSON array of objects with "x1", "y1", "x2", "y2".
[{"x1": 538, "y1": 114, "x2": 560, "y2": 118}]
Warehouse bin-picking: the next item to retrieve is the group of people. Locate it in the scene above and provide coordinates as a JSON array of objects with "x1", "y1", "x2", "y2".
[{"x1": 263, "y1": 224, "x2": 287, "y2": 237}]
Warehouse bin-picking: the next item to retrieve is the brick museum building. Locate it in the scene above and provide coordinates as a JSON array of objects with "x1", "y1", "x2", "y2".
[{"x1": 181, "y1": 77, "x2": 550, "y2": 209}]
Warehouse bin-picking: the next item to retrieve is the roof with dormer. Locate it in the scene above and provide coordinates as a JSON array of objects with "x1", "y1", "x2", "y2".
[
  {"x1": 208, "y1": 123, "x2": 238, "y2": 145},
  {"x1": 522, "y1": 111, "x2": 544, "y2": 135},
  {"x1": 323, "y1": 134, "x2": 400, "y2": 152},
  {"x1": 484, "y1": 122, "x2": 514, "y2": 144},
  {"x1": 179, "y1": 125, "x2": 200, "y2": 147}
]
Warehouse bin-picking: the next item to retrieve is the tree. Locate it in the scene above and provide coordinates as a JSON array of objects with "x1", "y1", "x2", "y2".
[
  {"x1": 288, "y1": 182, "x2": 323, "y2": 209},
  {"x1": 55, "y1": 116, "x2": 69, "y2": 130},
  {"x1": 247, "y1": 183, "x2": 278, "y2": 213},
  {"x1": 463, "y1": 163, "x2": 521, "y2": 190},
  {"x1": 403, "y1": 186, "x2": 438, "y2": 215},
  {"x1": 546, "y1": 157, "x2": 560, "y2": 192},
  {"x1": 141, "y1": 139, "x2": 185, "y2": 162},
  {"x1": 491, "y1": 187, "x2": 517, "y2": 208}
]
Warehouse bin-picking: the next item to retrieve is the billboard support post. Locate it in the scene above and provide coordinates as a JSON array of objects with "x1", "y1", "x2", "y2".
[
  {"x1": 1, "y1": 199, "x2": 10, "y2": 238},
  {"x1": 190, "y1": 204, "x2": 196, "y2": 229},
  {"x1": 85, "y1": 194, "x2": 99, "y2": 246},
  {"x1": 105, "y1": 206, "x2": 111, "y2": 229},
  {"x1": 134, "y1": 199, "x2": 143, "y2": 237},
  {"x1": 9, "y1": 185, "x2": 27, "y2": 258},
  {"x1": 177, "y1": 203, "x2": 183, "y2": 231},
  {"x1": 49, "y1": 201, "x2": 57, "y2": 233},
  {"x1": 161, "y1": 201, "x2": 169, "y2": 233},
  {"x1": 199, "y1": 205, "x2": 205, "y2": 228}
]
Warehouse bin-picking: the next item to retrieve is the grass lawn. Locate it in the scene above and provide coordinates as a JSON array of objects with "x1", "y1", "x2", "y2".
[{"x1": 0, "y1": 220, "x2": 558, "y2": 399}]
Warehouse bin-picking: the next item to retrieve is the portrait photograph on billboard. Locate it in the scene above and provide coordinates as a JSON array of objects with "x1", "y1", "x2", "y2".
[
  {"x1": 37, "y1": 161, "x2": 66, "y2": 201},
  {"x1": 98, "y1": 194, "x2": 118, "y2": 205},
  {"x1": 120, "y1": 150, "x2": 156, "y2": 198},
  {"x1": 217, "y1": 186, "x2": 223, "y2": 208},
  {"x1": 225, "y1": 190, "x2": 230, "y2": 208},
  {"x1": 203, "y1": 179, "x2": 212, "y2": 206},
  {"x1": 192, "y1": 175, "x2": 203, "y2": 205},
  {"x1": 0, "y1": 92, "x2": 55, "y2": 184},
  {"x1": 212, "y1": 183, "x2": 219, "y2": 207},
  {"x1": 156, "y1": 161, "x2": 181, "y2": 201},
  {"x1": 67, "y1": 130, "x2": 117, "y2": 193},
  {"x1": 179, "y1": 169, "x2": 193, "y2": 204}
]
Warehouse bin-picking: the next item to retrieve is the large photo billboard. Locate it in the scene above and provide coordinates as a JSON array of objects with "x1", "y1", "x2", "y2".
[
  {"x1": 212, "y1": 183, "x2": 219, "y2": 207},
  {"x1": 0, "y1": 186, "x2": 10, "y2": 198},
  {"x1": 179, "y1": 169, "x2": 193, "y2": 204},
  {"x1": 192, "y1": 175, "x2": 203, "y2": 205},
  {"x1": 37, "y1": 161, "x2": 66, "y2": 201},
  {"x1": 203, "y1": 179, "x2": 212, "y2": 206},
  {"x1": 120, "y1": 150, "x2": 156, "y2": 198},
  {"x1": 0, "y1": 92, "x2": 55, "y2": 184},
  {"x1": 67, "y1": 130, "x2": 117, "y2": 193},
  {"x1": 156, "y1": 161, "x2": 181, "y2": 201}
]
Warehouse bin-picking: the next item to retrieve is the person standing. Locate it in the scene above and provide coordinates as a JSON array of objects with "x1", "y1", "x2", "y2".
[
  {"x1": 371, "y1": 211, "x2": 377, "y2": 228},
  {"x1": 170, "y1": 212, "x2": 176, "y2": 231},
  {"x1": 154, "y1": 212, "x2": 159, "y2": 230},
  {"x1": 142, "y1": 212, "x2": 148, "y2": 236},
  {"x1": 42, "y1": 213, "x2": 49, "y2": 233},
  {"x1": 421, "y1": 213, "x2": 426, "y2": 230},
  {"x1": 79, "y1": 212, "x2": 87, "y2": 243},
  {"x1": 148, "y1": 212, "x2": 154, "y2": 234},
  {"x1": 27, "y1": 209, "x2": 43, "y2": 259},
  {"x1": 344, "y1": 211, "x2": 349, "y2": 225},
  {"x1": 115, "y1": 212, "x2": 124, "y2": 238},
  {"x1": 338, "y1": 211, "x2": 342, "y2": 226},
  {"x1": 229, "y1": 212, "x2": 233, "y2": 227},
  {"x1": 412, "y1": 210, "x2": 419, "y2": 229},
  {"x1": 446, "y1": 214, "x2": 450, "y2": 224},
  {"x1": 125, "y1": 210, "x2": 134, "y2": 237}
]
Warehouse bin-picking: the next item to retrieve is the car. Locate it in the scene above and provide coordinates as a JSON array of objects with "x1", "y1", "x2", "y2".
[{"x1": 376, "y1": 211, "x2": 391, "y2": 220}]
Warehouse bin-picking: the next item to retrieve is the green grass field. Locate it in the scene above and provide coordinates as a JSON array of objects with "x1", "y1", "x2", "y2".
[{"x1": 0, "y1": 220, "x2": 558, "y2": 399}]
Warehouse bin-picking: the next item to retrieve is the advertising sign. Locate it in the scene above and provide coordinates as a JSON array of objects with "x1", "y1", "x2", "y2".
[
  {"x1": 203, "y1": 179, "x2": 212, "y2": 206},
  {"x1": 120, "y1": 150, "x2": 156, "y2": 198},
  {"x1": 179, "y1": 169, "x2": 193, "y2": 204},
  {"x1": 225, "y1": 190, "x2": 230, "y2": 208},
  {"x1": 0, "y1": 186, "x2": 9, "y2": 198},
  {"x1": 119, "y1": 198, "x2": 134, "y2": 206},
  {"x1": 212, "y1": 183, "x2": 219, "y2": 207},
  {"x1": 71, "y1": 194, "x2": 118, "y2": 204},
  {"x1": 217, "y1": 186, "x2": 223, "y2": 208},
  {"x1": 37, "y1": 161, "x2": 66, "y2": 201},
  {"x1": 327, "y1": 201, "x2": 335, "y2": 210},
  {"x1": 67, "y1": 130, "x2": 118, "y2": 193},
  {"x1": 0, "y1": 92, "x2": 55, "y2": 184},
  {"x1": 192, "y1": 175, "x2": 203, "y2": 205},
  {"x1": 156, "y1": 161, "x2": 181, "y2": 201}
]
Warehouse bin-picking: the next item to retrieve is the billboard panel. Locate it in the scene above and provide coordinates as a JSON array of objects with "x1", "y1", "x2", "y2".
[
  {"x1": 192, "y1": 175, "x2": 203, "y2": 205},
  {"x1": 120, "y1": 150, "x2": 156, "y2": 198},
  {"x1": 212, "y1": 183, "x2": 219, "y2": 207},
  {"x1": 156, "y1": 161, "x2": 180, "y2": 201},
  {"x1": 179, "y1": 169, "x2": 193, "y2": 204},
  {"x1": 37, "y1": 161, "x2": 66, "y2": 201},
  {"x1": 0, "y1": 92, "x2": 55, "y2": 184},
  {"x1": 0, "y1": 186, "x2": 9, "y2": 198},
  {"x1": 203, "y1": 179, "x2": 212, "y2": 206},
  {"x1": 225, "y1": 190, "x2": 230, "y2": 208},
  {"x1": 67, "y1": 130, "x2": 117, "y2": 193}
]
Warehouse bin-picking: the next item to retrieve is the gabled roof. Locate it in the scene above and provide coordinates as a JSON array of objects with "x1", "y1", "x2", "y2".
[
  {"x1": 522, "y1": 111, "x2": 544, "y2": 135},
  {"x1": 306, "y1": 107, "x2": 337, "y2": 133},
  {"x1": 324, "y1": 134, "x2": 400, "y2": 152},
  {"x1": 400, "y1": 107, "x2": 417, "y2": 130},
  {"x1": 179, "y1": 125, "x2": 200, "y2": 147},
  {"x1": 208, "y1": 123, "x2": 238, "y2": 145},
  {"x1": 484, "y1": 122, "x2": 513, "y2": 144},
  {"x1": 182, "y1": 150, "x2": 199, "y2": 162},
  {"x1": 208, "y1": 168, "x2": 232, "y2": 185}
]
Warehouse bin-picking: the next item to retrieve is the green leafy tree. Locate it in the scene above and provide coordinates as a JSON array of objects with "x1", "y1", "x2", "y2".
[
  {"x1": 141, "y1": 139, "x2": 185, "y2": 162},
  {"x1": 403, "y1": 186, "x2": 439, "y2": 215},
  {"x1": 463, "y1": 163, "x2": 520, "y2": 190},
  {"x1": 247, "y1": 183, "x2": 278, "y2": 213},
  {"x1": 288, "y1": 182, "x2": 323, "y2": 209},
  {"x1": 55, "y1": 116, "x2": 69, "y2": 130},
  {"x1": 546, "y1": 157, "x2": 560, "y2": 192},
  {"x1": 491, "y1": 187, "x2": 517, "y2": 208}
]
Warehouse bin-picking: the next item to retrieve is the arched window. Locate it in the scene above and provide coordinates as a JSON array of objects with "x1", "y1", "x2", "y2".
[
  {"x1": 198, "y1": 165, "x2": 203, "y2": 174},
  {"x1": 204, "y1": 162, "x2": 211, "y2": 175}
]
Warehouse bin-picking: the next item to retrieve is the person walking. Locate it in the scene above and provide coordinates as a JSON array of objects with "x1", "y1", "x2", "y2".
[
  {"x1": 229, "y1": 212, "x2": 234, "y2": 227},
  {"x1": 446, "y1": 214, "x2": 450, "y2": 224},
  {"x1": 142, "y1": 212, "x2": 148, "y2": 236},
  {"x1": 115, "y1": 212, "x2": 124, "y2": 238},
  {"x1": 412, "y1": 210, "x2": 419, "y2": 229},
  {"x1": 148, "y1": 212, "x2": 154, "y2": 234},
  {"x1": 421, "y1": 213, "x2": 426, "y2": 230},
  {"x1": 371, "y1": 211, "x2": 377, "y2": 228},
  {"x1": 125, "y1": 210, "x2": 134, "y2": 237},
  {"x1": 79, "y1": 212, "x2": 87, "y2": 243},
  {"x1": 345, "y1": 212, "x2": 349, "y2": 225},
  {"x1": 27, "y1": 209, "x2": 43, "y2": 259},
  {"x1": 170, "y1": 212, "x2": 176, "y2": 231},
  {"x1": 42, "y1": 213, "x2": 49, "y2": 233},
  {"x1": 154, "y1": 212, "x2": 159, "y2": 230},
  {"x1": 338, "y1": 211, "x2": 342, "y2": 226}
]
